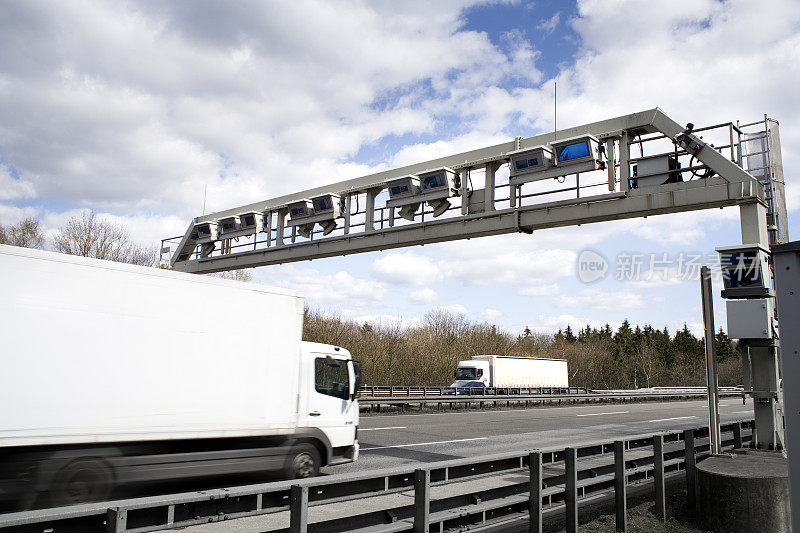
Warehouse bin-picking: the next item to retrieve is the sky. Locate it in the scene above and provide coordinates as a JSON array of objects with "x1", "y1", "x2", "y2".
[{"x1": 1, "y1": 0, "x2": 799, "y2": 337}]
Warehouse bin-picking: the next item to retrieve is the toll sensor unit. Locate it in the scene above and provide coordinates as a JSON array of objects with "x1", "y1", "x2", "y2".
[
  {"x1": 287, "y1": 194, "x2": 343, "y2": 237},
  {"x1": 551, "y1": 134, "x2": 601, "y2": 167},
  {"x1": 386, "y1": 168, "x2": 458, "y2": 221},
  {"x1": 508, "y1": 145, "x2": 554, "y2": 179}
]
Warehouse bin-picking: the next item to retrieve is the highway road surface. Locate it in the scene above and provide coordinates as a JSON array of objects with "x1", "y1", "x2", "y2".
[
  {"x1": 170, "y1": 398, "x2": 753, "y2": 532},
  {"x1": 326, "y1": 397, "x2": 752, "y2": 474}
]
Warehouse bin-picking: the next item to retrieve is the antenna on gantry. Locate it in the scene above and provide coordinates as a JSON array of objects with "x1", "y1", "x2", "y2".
[{"x1": 553, "y1": 81, "x2": 557, "y2": 143}]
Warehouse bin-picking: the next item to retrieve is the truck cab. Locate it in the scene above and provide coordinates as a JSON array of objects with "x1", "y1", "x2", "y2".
[
  {"x1": 298, "y1": 342, "x2": 360, "y2": 467},
  {"x1": 450, "y1": 360, "x2": 491, "y2": 387}
]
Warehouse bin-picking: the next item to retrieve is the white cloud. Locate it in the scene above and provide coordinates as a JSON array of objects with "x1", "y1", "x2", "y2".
[
  {"x1": 258, "y1": 265, "x2": 387, "y2": 309},
  {"x1": 441, "y1": 247, "x2": 577, "y2": 286},
  {"x1": 553, "y1": 288, "x2": 647, "y2": 311},
  {"x1": 0, "y1": 165, "x2": 35, "y2": 201},
  {"x1": 372, "y1": 251, "x2": 442, "y2": 286},
  {"x1": 520, "y1": 283, "x2": 560, "y2": 296},
  {"x1": 408, "y1": 287, "x2": 438, "y2": 305},
  {"x1": 535, "y1": 12, "x2": 560, "y2": 36},
  {"x1": 433, "y1": 303, "x2": 468, "y2": 315},
  {"x1": 481, "y1": 308, "x2": 503, "y2": 321}
]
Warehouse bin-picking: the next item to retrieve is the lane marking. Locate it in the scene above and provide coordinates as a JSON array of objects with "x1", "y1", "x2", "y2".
[
  {"x1": 361, "y1": 437, "x2": 487, "y2": 451},
  {"x1": 359, "y1": 426, "x2": 407, "y2": 431},
  {"x1": 576, "y1": 411, "x2": 628, "y2": 417},
  {"x1": 648, "y1": 416, "x2": 697, "y2": 423},
  {"x1": 729, "y1": 410, "x2": 752, "y2": 415}
]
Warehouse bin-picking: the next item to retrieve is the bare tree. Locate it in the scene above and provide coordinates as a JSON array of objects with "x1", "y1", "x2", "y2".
[
  {"x1": 0, "y1": 217, "x2": 45, "y2": 249},
  {"x1": 52, "y1": 211, "x2": 156, "y2": 266}
]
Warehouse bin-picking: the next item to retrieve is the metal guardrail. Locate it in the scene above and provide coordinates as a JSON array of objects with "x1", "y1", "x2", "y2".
[
  {"x1": 0, "y1": 420, "x2": 753, "y2": 532},
  {"x1": 359, "y1": 388, "x2": 745, "y2": 412},
  {"x1": 359, "y1": 386, "x2": 590, "y2": 396}
]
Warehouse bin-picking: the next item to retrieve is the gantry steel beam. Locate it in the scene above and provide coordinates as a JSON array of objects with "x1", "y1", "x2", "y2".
[{"x1": 167, "y1": 108, "x2": 765, "y2": 273}]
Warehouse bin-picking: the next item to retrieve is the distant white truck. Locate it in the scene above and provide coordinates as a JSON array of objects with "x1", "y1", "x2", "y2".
[
  {"x1": 0, "y1": 245, "x2": 361, "y2": 509},
  {"x1": 450, "y1": 355, "x2": 569, "y2": 388}
]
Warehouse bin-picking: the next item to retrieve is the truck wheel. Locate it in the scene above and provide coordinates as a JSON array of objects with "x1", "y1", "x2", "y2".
[
  {"x1": 48, "y1": 458, "x2": 114, "y2": 506},
  {"x1": 283, "y1": 444, "x2": 320, "y2": 479}
]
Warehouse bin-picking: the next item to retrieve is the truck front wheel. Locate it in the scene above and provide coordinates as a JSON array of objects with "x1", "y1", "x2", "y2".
[{"x1": 283, "y1": 444, "x2": 320, "y2": 479}]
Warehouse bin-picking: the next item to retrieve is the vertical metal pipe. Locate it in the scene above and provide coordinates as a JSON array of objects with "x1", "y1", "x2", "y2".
[
  {"x1": 414, "y1": 468, "x2": 430, "y2": 533},
  {"x1": 529, "y1": 451, "x2": 542, "y2": 533},
  {"x1": 289, "y1": 485, "x2": 308, "y2": 533},
  {"x1": 701, "y1": 265, "x2": 721, "y2": 455},
  {"x1": 684, "y1": 429, "x2": 697, "y2": 509},
  {"x1": 614, "y1": 441, "x2": 627, "y2": 532},
  {"x1": 565, "y1": 448, "x2": 578, "y2": 533},
  {"x1": 653, "y1": 435, "x2": 666, "y2": 521}
]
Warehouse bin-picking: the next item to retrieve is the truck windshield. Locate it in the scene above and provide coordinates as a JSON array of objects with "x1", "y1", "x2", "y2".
[
  {"x1": 454, "y1": 367, "x2": 481, "y2": 380},
  {"x1": 315, "y1": 357, "x2": 350, "y2": 400}
]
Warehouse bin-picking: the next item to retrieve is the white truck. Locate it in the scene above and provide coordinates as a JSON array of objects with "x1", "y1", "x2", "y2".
[
  {"x1": 450, "y1": 355, "x2": 568, "y2": 388},
  {"x1": 0, "y1": 245, "x2": 360, "y2": 509}
]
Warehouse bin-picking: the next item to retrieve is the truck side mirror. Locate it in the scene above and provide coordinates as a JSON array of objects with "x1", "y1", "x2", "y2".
[{"x1": 351, "y1": 361, "x2": 362, "y2": 400}]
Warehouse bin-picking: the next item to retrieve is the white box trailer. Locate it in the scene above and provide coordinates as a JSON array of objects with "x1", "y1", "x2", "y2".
[
  {"x1": 451, "y1": 355, "x2": 568, "y2": 388},
  {"x1": 0, "y1": 245, "x2": 360, "y2": 508}
]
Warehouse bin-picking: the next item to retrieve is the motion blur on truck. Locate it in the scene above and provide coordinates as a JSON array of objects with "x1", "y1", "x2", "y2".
[{"x1": 0, "y1": 245, "x2": 361, "y2": 511}]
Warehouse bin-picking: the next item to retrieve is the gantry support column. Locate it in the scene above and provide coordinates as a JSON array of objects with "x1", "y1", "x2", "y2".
[{"x1": 739, "y1": 201, "x2": 783, "y2": 450}]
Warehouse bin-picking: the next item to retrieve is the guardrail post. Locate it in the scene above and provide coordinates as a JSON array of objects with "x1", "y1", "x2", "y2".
[
  {"x1": 653, "y1": 435, "x2": 666, "y2": 521},
  {"x1": 414, "y1": 468, "x2": 430, "y2": 533},
  {"x1": 614, "y1": 441, "x2": 627, "y2": 532},
  {"x1": 106, "y1": 507, "x2": 127, "y2": 533},
  {"x1": 529, "y1": 451, "x2": 542, "y2": 533},
  {"x1": 733, "y1": 421, "x2": 743, "y2": 449},
  {"x1": 565, "y1": 447, "x2": 578, "y2": 533},
  {"x1": 683, "y1": 429, "x2": 696, "y2": 509},
  {"x1": 290, "y1": 485, "x2": 309, "y2": 533}
]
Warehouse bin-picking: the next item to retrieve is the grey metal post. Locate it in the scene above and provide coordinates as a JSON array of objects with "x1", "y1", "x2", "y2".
[
  {"x1": 619, "y1": 131, "x2": 630, "y2": 192},
  {"x1": 365, "y1": 188, "x2": 377, "y2": 233},
  {"x1": 565, "y1": 447, "x2": 578, "y2": 533},
  {"x1": 343, "y1": 194, "x2": 351, "y2": 235},
  {"x1": 414, "y1": 468, "x2": 430, "y2": 533},
  {"x1": 614, "y1": 440, "x2": 627, "y2": 532},
  {"x1": 653, "y1": 435, "x2": 666, "y2": 521},
  {"x1": 772, "y1": 241, "x2": 800, "y2": 532},
  {"x1": 733, "y1": 421, "x2": 743, "y2": 449},
  {"x1": 106, "y1": 508, "x2": 127, "y2": 533},
  {"x1": 275, "y1": 209, "x2": 285, "y2": 247},
  {"x1": 529, "y1": 451, "x2": 542, "y2": 533},
  {"x1": 290, "y1": 485, "x2": 308, "y2": 533},
  {"x1": 701, "y1": 266, "x2": 722, "y2": 455},
  {"x1": 484, "y1": 161, "x2": 498, "y2": 212},
  {"x1": 683, "y1": 429, "x2": 696, "y2": 509},
  {"x1": 606, "y1": 138, "x2": 617, "y2": 192}
]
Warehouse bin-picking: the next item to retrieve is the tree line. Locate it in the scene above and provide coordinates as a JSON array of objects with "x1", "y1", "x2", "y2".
[{"x1": 304, "y1": 309, "x2": 742, "y2": 389}]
